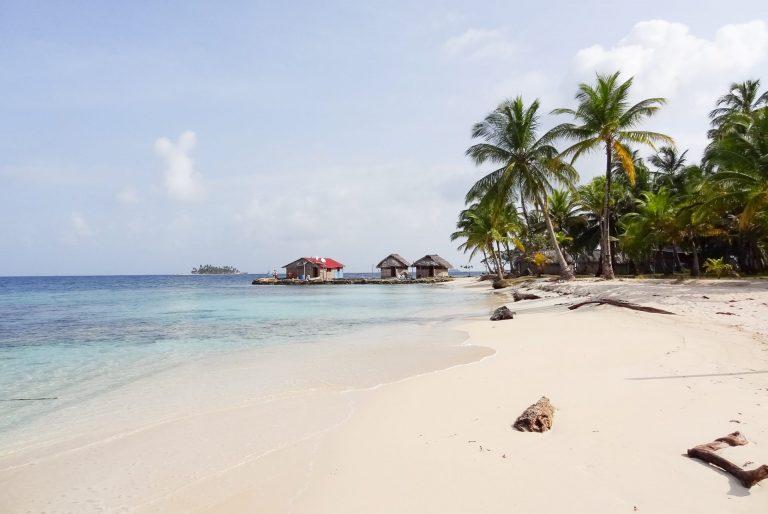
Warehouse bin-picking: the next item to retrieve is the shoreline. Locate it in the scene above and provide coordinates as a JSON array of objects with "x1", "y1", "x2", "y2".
[
  {"x1": 2, "y1": 278, "x2": 767, "y2": 512},
  {"x1": 0, "y1": 279, "x2": 495, "y2": 512},
  {"x1": 280, "y1": 279, "x2": 768, "y2": 514}
]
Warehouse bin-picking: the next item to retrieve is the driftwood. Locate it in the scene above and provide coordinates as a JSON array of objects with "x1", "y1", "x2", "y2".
[
  {"x1": 490, "y1": 306, "x2": 515, "y2": 321},
  {"x1": 687, "y1": 431, "x2": 768, "y2": 488},
  {"x1": 513, "y1": 291, "x2": 541, "y2": 302},
  {"x1": 568, "y1": 298, "x2": 675, "y2": 315},
  {"x1": 513, "y1": 396, "x2": 554, "y2": 432}
]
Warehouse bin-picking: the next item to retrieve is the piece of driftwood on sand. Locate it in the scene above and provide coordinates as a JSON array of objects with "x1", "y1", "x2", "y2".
[
  {"x1": 686, "y1": 431, "x2": 768, "y2": 488},
  {"x1": 568, "y1": 298, "x2": 675, "y2": 315},
  {"x1": 512, "y1": 291, "x2": 541, "y2": 302},
  {"x1": 512, "y1": 396, "x2": 554, "y2": 433}
]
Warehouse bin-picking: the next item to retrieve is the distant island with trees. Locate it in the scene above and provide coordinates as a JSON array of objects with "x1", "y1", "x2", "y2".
[{"x1": 191, "y1": 264, "x2": 243, "y2": 275}]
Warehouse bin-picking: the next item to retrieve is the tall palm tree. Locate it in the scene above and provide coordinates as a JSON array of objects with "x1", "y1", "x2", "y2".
[
  {"x1": 466, "y1": 97, "x2": 578, "y2": 280},
  {"x1": 551, "y1": 71, "x2": 673, "y2": 279},
  {"x1": 709, "y1": 79, "x2": 768, "y2": 137}
]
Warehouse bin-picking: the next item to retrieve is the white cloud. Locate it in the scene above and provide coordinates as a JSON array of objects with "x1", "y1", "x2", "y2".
[
  {"x1": 116, "y1": 185, "x2": 140, "y2": 205},
  {"x1": 573, "y1": 20, "x2": 768, "y2": 98},
  {"x1": 443, "y1": 28, "x2": 517, "y2": 60},
  {"x1": 565, "y1": 20, "x2": 768, "y2": 164},
  {"x1": 154, "y1": 131, "x2": 206, "y2": 201},
  {"x1": 63, "y1": 212, "x2": 96, "y2": 243}
]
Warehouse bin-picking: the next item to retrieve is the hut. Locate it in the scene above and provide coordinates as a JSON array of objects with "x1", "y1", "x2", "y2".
[
  {"x1": 376, "y1": 254, "x2": 411, "y2": 279},
  {"x1": 412, "y1": 254, "x2": 452, "y2": 278},
  {"x1": 283, "y1": 257, "x2": 344, "y2": 280}
]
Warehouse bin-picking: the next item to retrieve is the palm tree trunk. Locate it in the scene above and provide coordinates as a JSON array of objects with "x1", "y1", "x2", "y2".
[
  {"x1": 490, "y1": 244, "x2": 504, "y2": 281},
  {"x1": 672, "y1": 242, "x2": 683, "y2": 272},
  {"x1": 481, "y1": 249, "x2": 491, "y2": 273},
  {"x1": 602, "y1": 143, "x2": 616, "y2": 279},
  {"x1": 691, "y1": 239, "x2": 700, "y2": 277},
  {"x1": 495, "y1": 241, "x2": 505, "y2": 278},
  {"x1": 503, "y1": 242, "x2": 514, "y2": 274},
  {"x1": 539, "y1": 199, "x2": 574, "y2": 280}
]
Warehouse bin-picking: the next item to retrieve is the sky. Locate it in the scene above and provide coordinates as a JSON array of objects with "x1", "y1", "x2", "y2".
[{"x1": 1, "y1": 1, "x2": 767, "y2": 275}]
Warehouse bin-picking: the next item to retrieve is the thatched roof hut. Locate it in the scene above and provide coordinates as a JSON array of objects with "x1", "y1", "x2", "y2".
[
  {"x1": 412, "y1": 254, "x2": 452, "y2": 278},
  {"x1": 376, "y1": 254, "x2": 411, "y2": 278}
]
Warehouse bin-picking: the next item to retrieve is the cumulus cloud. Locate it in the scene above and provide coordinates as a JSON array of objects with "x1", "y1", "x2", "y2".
[
  {"x1": 154, "y1": 131, "x2": 205, "y2": 201},
  {"x1": 573, "y1": 20, "x2": 768, "y2": 99},
  {"x1": 63, "y1": 212, "x2": 96, "y2": 243},
  {"x1": 443, "y1": 28, "x2": 517, "y2": 60}
]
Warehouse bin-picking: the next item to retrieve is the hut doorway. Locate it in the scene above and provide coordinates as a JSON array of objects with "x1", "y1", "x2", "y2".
[
  {"x1": 429, "y1": 267, "x2": 434, "y2": 277},
  {"x1": 312, "y1": 267, "x2": 319, "y2": 278},
  {"x1": 390, "y1": 267, "x2": 397, "y2": 277}
]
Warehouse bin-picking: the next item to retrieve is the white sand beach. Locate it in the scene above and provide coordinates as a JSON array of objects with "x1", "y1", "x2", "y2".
[{"x1": 1, "y1": 278, "x2": 767, "y2": 513}]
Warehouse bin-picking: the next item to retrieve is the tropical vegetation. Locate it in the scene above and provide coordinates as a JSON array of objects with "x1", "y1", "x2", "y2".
[{"x1": 453, "y1": 74, "x2": 768, "y2": 281}]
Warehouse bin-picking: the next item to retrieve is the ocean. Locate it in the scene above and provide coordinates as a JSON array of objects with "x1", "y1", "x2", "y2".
[{"x1": 0, "y1": 274, "x2": 487, "y2": 440}]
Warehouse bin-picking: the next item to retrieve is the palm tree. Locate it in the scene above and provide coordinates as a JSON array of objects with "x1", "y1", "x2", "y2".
[
  {"x1": 709, "y1": 79, "x2": 768, "y2": 137},
  {"x1": 547, "y1": 189, "x2": 583, "y2": 232},
  {"x1": 451, "y1": 202, "x2": 522, "y2": 281},
  {"x1": 649, "y1": 146, "x2": 688, "y2": 192},
  {"x1": 466, "y1": 97, "x2": 578, "y2": 280},
  {"x1": 705, "y1": 107, "x2": 768, "y2": 272},
  {"x1": 621, "y1": 189, "x2": 680, "y2": 274},
  {"x1": 551, "y1": 71, "x2": 673, "y2": 279}
]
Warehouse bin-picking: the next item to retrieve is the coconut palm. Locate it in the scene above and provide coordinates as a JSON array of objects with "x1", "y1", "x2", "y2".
[
  {"x1": 551, "y1": 71, "x2": 673, "y2": 279},
  {"x1": 649, "y1": 146, "x2": 688, "y2": 192},
  {"x1": 705, "y1": 107, "x2": 768, "y2": 272},
  {"x1": 466, "y1": 96, "x2": 579, "y2": 280},
  {"x1": 620, "y1": 189, "x2": 680, "y2": 274},
  {"x1": 709, "y1": 79, "x2": 768, "y2": 137},
  {"x1": 451, "y1": 201, "x2": 522, "y2": 281}
]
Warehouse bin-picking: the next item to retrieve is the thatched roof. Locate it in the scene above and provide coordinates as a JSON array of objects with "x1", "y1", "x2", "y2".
[
  {"x1": 412, "y1": 254, "x2": 452, "y2": 269},
  {"x1": 376, "y1": 254, "x2": 411, "y2": 268}
]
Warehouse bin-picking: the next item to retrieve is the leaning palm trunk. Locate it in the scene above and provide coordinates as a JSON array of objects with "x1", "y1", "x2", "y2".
[
  {"x1": 601, "y1": 145, "x2": 616, "y2": 279},
  {"x1": 489, "y1": 244, "x2": 504, "y2": 281},
  {"x1": 538, "y1": 200, "x2": 574, "y2": 280}
]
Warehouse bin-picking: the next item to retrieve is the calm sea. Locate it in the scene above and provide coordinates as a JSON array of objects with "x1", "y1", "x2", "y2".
[{"x1": 0, "y1": 274, "x2": 481, "y2": 435}]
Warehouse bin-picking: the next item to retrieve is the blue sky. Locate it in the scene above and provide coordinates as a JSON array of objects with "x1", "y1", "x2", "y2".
[{"x1": 2, "y1": 1, "x2": 767, "y2": 275}]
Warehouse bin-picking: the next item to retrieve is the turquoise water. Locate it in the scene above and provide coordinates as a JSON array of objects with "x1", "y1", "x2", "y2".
[{"x1": 0, "y1": 275, "x2": 479, "y2": 434}]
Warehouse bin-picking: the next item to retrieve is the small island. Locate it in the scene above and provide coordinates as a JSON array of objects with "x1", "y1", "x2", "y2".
[{"x1": 191, "y1": 264, "x2": 242, "y2": 275}]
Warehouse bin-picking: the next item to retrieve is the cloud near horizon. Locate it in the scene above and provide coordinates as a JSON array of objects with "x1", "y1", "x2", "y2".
[{"x1": 154, "y1": 131, "x2": 206, "y2": 202}]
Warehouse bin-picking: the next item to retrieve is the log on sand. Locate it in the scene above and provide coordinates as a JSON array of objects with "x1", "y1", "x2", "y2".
[
  {"x1": 568, "y1": 298, "x2": 675, "y2": 315},
  {"x1": 512, "y1": 291, "x2": 541, "y2": 302},
  {"x1": 687, "y1": 432, "x2": 768, "y2": 488},
  {"x1": 513, "y1": 396, "x2": 554, "y2": 433}
]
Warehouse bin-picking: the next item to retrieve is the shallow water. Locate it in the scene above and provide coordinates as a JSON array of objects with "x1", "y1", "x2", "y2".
[{"x1": 0, "y1": 275, "x2": 489, "y2": 439}]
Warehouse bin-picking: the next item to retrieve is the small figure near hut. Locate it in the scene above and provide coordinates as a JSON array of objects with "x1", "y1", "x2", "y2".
[
  {"x1": 412, "y1": 254, "x2": 452, "y2": 278},
  {"x1": 376, "y1": 254, "x2": 411, "y2": 279}
]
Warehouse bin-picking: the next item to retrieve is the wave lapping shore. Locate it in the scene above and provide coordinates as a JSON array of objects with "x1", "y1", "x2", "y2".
[{"x1": 1, "y1": 278, "x2": 767, "y2": 513}]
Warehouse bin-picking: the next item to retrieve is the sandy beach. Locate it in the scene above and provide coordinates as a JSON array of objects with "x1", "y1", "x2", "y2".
[{"x1": 2, "y1": 278, "x2": 767, "y2": 512}]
